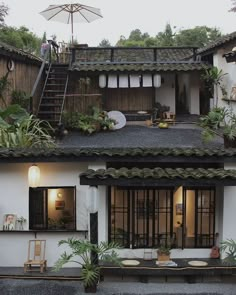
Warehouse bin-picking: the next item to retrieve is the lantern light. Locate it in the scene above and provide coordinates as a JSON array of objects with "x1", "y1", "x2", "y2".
[
  {"x1": 28, "y1": 164, "x2": 40, "y2": 188},
  {"x1": 153, "y1": 74, "x2": 161, "y2": 88},
  {"x1": 87, "y1": 186, "x2": 99, "y2": 213},
  {"x1": 99, "y1": 74, "x2": 106, "y2": 88}
]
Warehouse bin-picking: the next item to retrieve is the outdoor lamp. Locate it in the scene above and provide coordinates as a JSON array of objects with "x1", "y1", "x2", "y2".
[
  {"x1": 153, "y1": 74, "x2": 161, "y2": 88},
  {"x1": 99, "y1": 74, "x2": 106, "y2": 88},
  {"x1": 28, "y1": 164, "x2": 40, "y2": 188},
  {"x1": 87, "y1": 186, "x2": 99, "y2": 213}
]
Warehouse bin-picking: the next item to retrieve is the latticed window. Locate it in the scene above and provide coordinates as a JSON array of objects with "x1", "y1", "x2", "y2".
[{"x1": 109, "y1": 186, "x2": 215, "y2": 249}]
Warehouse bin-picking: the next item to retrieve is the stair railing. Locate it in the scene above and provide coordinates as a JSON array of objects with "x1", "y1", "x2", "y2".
[
  {"x1": 30, "y1": 40, "x2": 60, "y2": 114},
  {"x1": 36, "y1": 63, "x2": 52, "y2": 116}
]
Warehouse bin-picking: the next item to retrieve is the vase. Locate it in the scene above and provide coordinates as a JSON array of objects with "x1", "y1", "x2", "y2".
[
  {"x1": 224, "y1": 135, "x2": 236, "y2": 148},
  {"x1": 157, "y1": 252, "x2": 170, "y2": 261},
  {"x1": 18, "y1": 223, "x2": 24, "y2": 230}
]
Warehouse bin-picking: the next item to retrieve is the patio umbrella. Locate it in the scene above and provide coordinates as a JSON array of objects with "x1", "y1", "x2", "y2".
[{"x1": 39, "y1": 3, "x2": 103, "y2": 43}]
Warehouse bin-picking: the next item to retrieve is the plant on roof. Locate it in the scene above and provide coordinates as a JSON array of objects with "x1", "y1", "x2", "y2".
[
  {"x1": 201, "y1": 66, "x2": 228, "y2": 107},
  {"x1": 62, "y1": 107, "x2": 116, "y2": 135},
  {"x1": 53, "y1": 238, "x2": 121, "y2": 293},
  {"x1": 0, "y1": 104, "x2": 55, "y2": 148},
  {"x1": 220, "y1": 239, "x2": 236, "y2": 263},
  {"x1": 199, "y1": 106, "x2": 236, "y2": 147}
]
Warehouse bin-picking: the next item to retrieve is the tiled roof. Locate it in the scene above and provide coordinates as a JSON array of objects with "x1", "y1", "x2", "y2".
[
  {"x1": 0, "y1": 147, "x2": 235, "y2": 162},
  {"x1": 71, "y1": 62, "x2": 207, "y2": 72},
  {"x1": 0, "y1": 41, "x2": 42, "y2": 63},
  {"x1": 80, "y1": 167, "x2": 236, "y2": 180},
  {"x1": 74, "y1": 47, "x2": 195, "y2": 63},
  {"x1": 198, "y1": 31, "x2": 236, "y2": 54}
]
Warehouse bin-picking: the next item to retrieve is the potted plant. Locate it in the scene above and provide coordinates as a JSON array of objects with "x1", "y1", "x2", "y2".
[
  {"x1": 157, "y1": 244, "x2": 171, "y2": 261},
  {"x1": 53, "y1": 238, "x2": 120, "y2": 293},
  {"x1": 199, "y1": 106, "x2": 236, "y2": 148},
  {"x1": 16, "y1": 216, "x2": 26, "y2": 230},
  {"x1": 201, "y1": 66, "x2": 228, "y2": 107},
  {"x1": 220, "y1": 239, "x2": 236, "y2": 263}
]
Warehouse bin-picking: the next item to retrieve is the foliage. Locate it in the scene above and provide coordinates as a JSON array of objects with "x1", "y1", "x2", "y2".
[
  {"x1": 230, "y1": 0, "x2": 236, "y2": 12},
  {"x1": 220, "y1": 239, "x2": 236, "y2": 263},
  {"x1": 175, "y1": 26, "x2": 221, "y2": 47},
  {"x1": 98, "y1": 39, "x2": 111, "y2": 47},
  {"x1": 0, "y1": 2, "x2": 8, "y2": 26},
  {"x1": 0, "y1": 25, "x2": 42, "y2": 55},
  {"x1": 53, "y1": 238, "x2": 121, "y2": 287},
  {"x1": 157, "y1": 244, "x2": 171, "y2": 255},
  {"x1": 201, "y1": 66, "x2": 228, "y2": 107},
  {"x1": 199, "y1": 106, "x2": 236, "y2": 142},
  {"x1": 114, "y1": 25, "x2": 221, "y2": 48},
  {"x1": 62, "y1": 107, "x2": 116, "y2": 135},
  {"x1": 0, "y1": 72, "x2": 10, "y2": 107},
  {"x1": 11, "y1": 90, "x2": 30, "y2": 111},
  {"x1": 0, "y1": 104, "x2": 55, "y2": 148}
]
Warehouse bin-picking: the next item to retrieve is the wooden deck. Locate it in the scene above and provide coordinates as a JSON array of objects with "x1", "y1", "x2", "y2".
[{"x1": 100, "y1": 258, "x2": 236, "y2": 283}]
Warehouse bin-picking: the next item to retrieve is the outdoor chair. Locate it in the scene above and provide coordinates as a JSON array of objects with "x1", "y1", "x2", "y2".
[{"x1": 24, "y1": 240, "x2": 47, "y2": 273}]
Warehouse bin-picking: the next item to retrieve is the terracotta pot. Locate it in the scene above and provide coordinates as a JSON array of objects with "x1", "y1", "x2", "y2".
[
  {"x1": 223, "y1": 135, "x2": 236, "y2": 148},
  {"x1": 84, "y1": 284, "x2": 97, "y2": 293},
  {"x1": 157, "y1": 252, "x2": 170, "y2": 261}
]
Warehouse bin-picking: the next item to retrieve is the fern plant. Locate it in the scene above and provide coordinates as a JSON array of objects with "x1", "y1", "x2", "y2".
[
  {"x1": 220, "y1": 239, "x2": 236, "y2": 263},
  {"x1": 53, "y1": 238, "x2": 121, "y2": 289}
]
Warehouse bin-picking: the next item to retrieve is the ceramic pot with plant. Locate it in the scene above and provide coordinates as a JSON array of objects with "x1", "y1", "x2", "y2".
[
  {"x1": 199, "y1": 106, "x2": 236, "y2": 148},
  {"x1": 53, "y1": 238, "x2": 120, "y2": 293},
  {"x1": 157, "y1": 244, "x2": 171, "y2": 261}
]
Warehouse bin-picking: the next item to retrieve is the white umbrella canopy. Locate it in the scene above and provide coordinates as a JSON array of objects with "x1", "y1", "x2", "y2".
[{"x1": 39, "y1": 3, "x2": 103, "y2": 43}]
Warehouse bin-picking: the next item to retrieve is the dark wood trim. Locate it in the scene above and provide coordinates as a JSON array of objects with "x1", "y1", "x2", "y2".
[
  {"x1": 80, "y1": 177, "x2": 236, "y2": 187},
  {"x1": 0, "y1": 155, "x2": 234, "y2": 164}
]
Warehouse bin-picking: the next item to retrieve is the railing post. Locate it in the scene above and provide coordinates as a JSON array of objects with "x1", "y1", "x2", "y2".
[{"x1": 71, "y1": 48, "x2": 76, "y2": 63}]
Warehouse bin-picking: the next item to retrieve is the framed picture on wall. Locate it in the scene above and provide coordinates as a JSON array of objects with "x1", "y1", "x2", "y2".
[
  {"x1": 3, "y1": 213, "x2": 17, "y2": 231},
  {"x1": 55, "y1": 200, "x2": 65, "y2": 210},
  {"x1": 176, "y1": 203, "x2": 183, "y2": 215}
]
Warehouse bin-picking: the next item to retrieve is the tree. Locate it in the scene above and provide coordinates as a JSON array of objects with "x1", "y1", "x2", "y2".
[
  {"x1": 175, "y1": 26, "x2": 222, "y2": 47},
  {"x1": 98, "y1": 38, "x2": 111, "y2": 47},
  {"x1": 0, "y1": 3, "x2": 8, "y2": 26},
  {"x1": 230, "y1": 0, "x2": 236, "y2": 12},
  {"x1": 156, "y1": 23, "x2": 175, "y2": 46},
  {"x1": 116, "y1": 29, "x2": 150, "y2": 47},
  {"x1": 0, "y1": 26, "x2": 42, "y2": 55}
]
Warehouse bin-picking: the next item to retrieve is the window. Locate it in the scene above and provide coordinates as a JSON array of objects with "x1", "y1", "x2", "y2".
[
  {"x1": 109, "y1": 186, "x2": 215, "y2": 249},
  {"x1": 109, "y1": 187, "x2": 173, "y2": 248},
  {"x1": 29, "y1": 187, "x2": 76, "y2": 230}
]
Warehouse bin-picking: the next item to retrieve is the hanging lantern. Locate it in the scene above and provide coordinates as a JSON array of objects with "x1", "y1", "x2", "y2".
[
  {"x1": 99, "y1": 74, "x2": 106, "y2": 88},
  {"x1": 87, "y1": 186, "x2": 99, "y2": 213},
  {"x1": 28, "y1": 164, "x2": 40, "y2": 188},
  {"x1": 153, "y1": 74, "x2": 161, "y2": 88}
]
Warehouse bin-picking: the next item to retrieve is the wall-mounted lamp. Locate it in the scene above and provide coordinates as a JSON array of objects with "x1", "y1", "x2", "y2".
[
  {"x1": 87, "y1": 186, "x2": 99, "y2": 213},
  {"x1": 28, "y1": 164, "x2": 40, "y2": 188}
]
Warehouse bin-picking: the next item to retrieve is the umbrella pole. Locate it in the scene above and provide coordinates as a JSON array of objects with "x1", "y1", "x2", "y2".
[{"x1": 71, "y1": 12, "x2": 74, "y2": 44}]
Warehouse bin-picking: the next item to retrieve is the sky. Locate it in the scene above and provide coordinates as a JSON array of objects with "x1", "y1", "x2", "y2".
[{"x1": 4, "y1": 0, "x2": 236, "y2": 46}]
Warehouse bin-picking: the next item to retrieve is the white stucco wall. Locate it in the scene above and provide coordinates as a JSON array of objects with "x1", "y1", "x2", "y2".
[
  {"x1": 213, "y1": 45, "x2": 236, "y2": 113},
  {"x1": 223, "y1": 163, "x2": 236, "y2": 251},
  {"x1": 155, "y1": 73, "x2": 175, "y2": 112},
  {"x1": 0, "y1": 162, "x2": 98, "y2": 267}
]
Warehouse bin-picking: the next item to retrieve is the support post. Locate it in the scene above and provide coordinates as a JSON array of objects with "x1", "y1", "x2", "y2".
[{"x1": 90, "y1": 212, "x2": 98, "y2": 264}]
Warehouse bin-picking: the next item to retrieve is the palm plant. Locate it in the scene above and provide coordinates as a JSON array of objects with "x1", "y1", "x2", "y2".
[
  {"x1": 53, "y1": 238, "x2": 121, "y2": 292},
  {"x1": 199, "y1": 106, "x2": 236, "y2": 146},
  {"x1": 202, "y1": 66, "x2": 227, "y2": 107},
  {"x1": 220, "y1": 239, "x2": 236, "y2": 263}
]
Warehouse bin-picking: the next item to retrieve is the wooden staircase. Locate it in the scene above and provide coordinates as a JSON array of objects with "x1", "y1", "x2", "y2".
[{"x1": 37, "y1": 64, "x2": 69, "y2": 127}]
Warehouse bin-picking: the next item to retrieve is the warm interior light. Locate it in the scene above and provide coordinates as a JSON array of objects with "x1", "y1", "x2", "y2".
[{"x1": 28, "y1": 164, "x2": 40, "y2": 188}]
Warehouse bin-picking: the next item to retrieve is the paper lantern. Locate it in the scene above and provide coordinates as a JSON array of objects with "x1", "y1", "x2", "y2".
[
  {"x1": 87, "y1": 186, "x2": 99, "y2": 213},
  {"x1": 153, "y1": 74, "x2": 161, "y2": 88},
  {"x1": 28, "y1": 164, "x2": 40, "y2": 188},
  {"x1": 99, "y1": 74, "x2": 106, "y2": 88}
]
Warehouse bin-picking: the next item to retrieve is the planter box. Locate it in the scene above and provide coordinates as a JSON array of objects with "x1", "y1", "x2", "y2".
[{"x1": 224, "y1": 136, "x2": 236, "y2": 148}]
